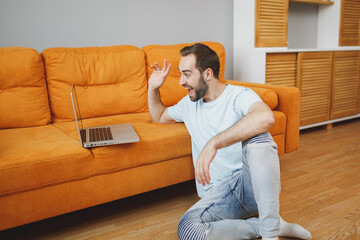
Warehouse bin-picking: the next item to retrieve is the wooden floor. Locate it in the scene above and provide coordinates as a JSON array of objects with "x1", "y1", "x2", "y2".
[{"x1": 1, "y1": 119, "x2": 360, "y2": 240}]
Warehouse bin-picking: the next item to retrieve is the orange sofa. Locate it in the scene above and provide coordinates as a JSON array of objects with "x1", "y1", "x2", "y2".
[{"x1": 0, "y1": 42, "x2": 300, "y2": 231}]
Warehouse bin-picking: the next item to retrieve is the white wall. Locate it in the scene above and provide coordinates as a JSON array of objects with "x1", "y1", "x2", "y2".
[
  {"x1": 288, "y1": 2, "x2": 319, "y2": 49},
  {"x1": 317, "y1": 0, "x2": 341, "y2": 48},
  {"x1": 0, "y1": 0, "x2": 234, "y2": 79}
]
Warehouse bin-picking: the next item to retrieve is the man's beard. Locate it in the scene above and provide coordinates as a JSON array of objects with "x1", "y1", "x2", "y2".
[{"x1": 189, "y1": 75, "x2": 208, "y2": 102}]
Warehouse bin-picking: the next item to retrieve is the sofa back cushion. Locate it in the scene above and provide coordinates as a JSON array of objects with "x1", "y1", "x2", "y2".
[
  {"x1": 0, "y1": 47, "x2": 51, "y2": 129},
  {"x1": 42, "y1": 45, "x2": 148, "y2": 122},
  {"x1": 143, "y1": 42, "x2": 226, "y2": 106}
]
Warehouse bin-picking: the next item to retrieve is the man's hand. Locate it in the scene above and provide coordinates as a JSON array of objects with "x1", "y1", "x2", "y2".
[
  {"x1": 148, "y1": 59, "x2": 172, "y2": 90},
  {"x1": 147, "y1": 59, "x2": 175, "y2": 124},
  {"x1": 195, "y1": 139, "x2": 217, "y2": 186}
]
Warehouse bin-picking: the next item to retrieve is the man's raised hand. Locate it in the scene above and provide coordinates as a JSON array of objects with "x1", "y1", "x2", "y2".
[{"x1": 148, "y1": 59, "x2": 172, "y2": 90}]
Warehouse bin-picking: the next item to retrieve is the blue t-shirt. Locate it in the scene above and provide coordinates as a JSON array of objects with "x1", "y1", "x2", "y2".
[{"x1": 168, "y1": 84, "x2": 262, "y2": 198}]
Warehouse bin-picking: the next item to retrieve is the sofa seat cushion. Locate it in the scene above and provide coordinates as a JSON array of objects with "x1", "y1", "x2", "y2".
[
  {"x1": 0, "y1": 125, "x2": 93, "y2": 196},
  {"x1": 41, "y1": 45, "x2": 148, "y2": 122},
  {"x1": 52, "y1": 112, "x2": 192, "y2": 175},
  {"x1": 0, "y1": 47, "x2": 51, "y2": 128}
]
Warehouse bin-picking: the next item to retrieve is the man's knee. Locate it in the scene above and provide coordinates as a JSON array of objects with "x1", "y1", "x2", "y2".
[
  {"x1": 242, "y1": 132, "x2": 275, "y2": 148},
  {"x1": 242, "y1": 133, "x2": 277, "y2": 163},
  {"x1": 177, "y1": 212, "x2": 207, "y2": 240}
]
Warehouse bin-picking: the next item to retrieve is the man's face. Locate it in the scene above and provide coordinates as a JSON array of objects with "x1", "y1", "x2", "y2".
[{"x1": 179, "y1": 54, "x2": 208, "y2": 102}]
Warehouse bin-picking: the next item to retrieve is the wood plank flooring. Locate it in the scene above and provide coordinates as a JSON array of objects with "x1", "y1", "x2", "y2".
[{"x1": 1, "y1": 119, "x2": 359, "y2": 240}]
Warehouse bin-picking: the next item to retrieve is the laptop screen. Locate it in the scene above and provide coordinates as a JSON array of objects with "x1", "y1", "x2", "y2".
[{"x1": 70, "y1": 85, "x2": 86, "y2": 144}]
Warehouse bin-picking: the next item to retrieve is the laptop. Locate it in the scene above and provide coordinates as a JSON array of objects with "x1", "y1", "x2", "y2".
[{"x1": 70, "y1": 85, "x2": 140, "y2": 148}]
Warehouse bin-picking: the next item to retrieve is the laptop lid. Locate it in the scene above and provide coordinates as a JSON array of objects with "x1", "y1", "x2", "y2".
[
  {"x1": 70, "y1": 84, "x2": 140, "y2": 148},
  {"x1": 70, "y1": 85, "x2": 86, "y2": 146}
]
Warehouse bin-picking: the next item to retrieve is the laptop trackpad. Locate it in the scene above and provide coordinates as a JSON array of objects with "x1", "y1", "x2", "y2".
[{"x1": 110, "y1": 124, "x2": 140, "y2": 143}]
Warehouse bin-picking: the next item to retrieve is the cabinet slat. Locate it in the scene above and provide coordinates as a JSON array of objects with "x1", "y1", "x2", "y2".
[
  {"x1": 266, "y1": 53, "x2": 297, "y2": 86},
  {"x1": 298, "y1": 52, "x2": 332, "y2": 126},
  {"x1": 339, "y1": 0, "x2": 360, "y2": 46},
  {"x1": 255, "y1": 0, "x2": 288, "y2": 47},
  {"x1": 331, "y1": 51, "x2": 360, "y2": 119}
]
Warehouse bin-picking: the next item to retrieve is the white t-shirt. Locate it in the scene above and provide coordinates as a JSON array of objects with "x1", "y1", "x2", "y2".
[{"x1": 168, "y1": 84, "x2": 262, "y2": 198}]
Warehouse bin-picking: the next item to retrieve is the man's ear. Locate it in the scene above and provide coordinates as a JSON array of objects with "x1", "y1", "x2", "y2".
[{"x1": 203, "y1": 68, "x2": 214, "y2": 81}]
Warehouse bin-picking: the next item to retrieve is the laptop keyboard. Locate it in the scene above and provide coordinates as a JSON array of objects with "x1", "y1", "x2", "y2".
[{"x1": 89, "y1": 127, "x2": 113, "y2": 142}]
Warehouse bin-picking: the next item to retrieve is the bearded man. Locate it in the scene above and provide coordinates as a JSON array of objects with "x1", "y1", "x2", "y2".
[{"x1": 147, "y1": 43, "x2": 312, "y2": 240}]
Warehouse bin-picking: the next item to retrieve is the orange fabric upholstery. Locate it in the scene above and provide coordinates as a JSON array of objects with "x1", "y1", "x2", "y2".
[
  {"x1": 272, "y1": 133, "x2": 285, "y2": 156},
  {"x1": 0, "y1": 125, "x2": 93, "y2": 196},
  {"x1": 52, "y1": 113, "x2": 192, "y2": 174},
  {"x1": 0, "y1": 42, "x2": 300, "y2": 231},
  {"x1": 143, "y1": 42, "x2": 226, "y2": 106},
  {"x1": 0, "y1": 47, "x2": 50, "y2": 128},
  {"x1": 228, "y1": 84, "x2": 278, "y2": 110},
  {"x1": 0, "y1": 156, "x2": 194, "y2": 230},
  {"x1": 270, "y1": 111, "x2": 286, "y2": 154},
  {"x1": 41, "y1": 46, "x2": 148, "y2": 122}
]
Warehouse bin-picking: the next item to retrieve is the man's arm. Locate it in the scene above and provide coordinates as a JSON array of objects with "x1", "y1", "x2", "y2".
[
  {"x1": 195, "y1": 101, "x2": 275, "y2": 186},
  {"x1": 148, "y1": 59, "x2": 176, "y2": 124}
]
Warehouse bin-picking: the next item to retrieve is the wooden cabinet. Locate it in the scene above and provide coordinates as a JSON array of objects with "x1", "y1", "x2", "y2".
[
  {"x1": 266, "y1": 51, "x2": 360, "y2": 127},
  {"x1": 255, "y1": 0, "x2": 288, "y2": 47},
  {"x1": 297, "y1": 52, "x2": 333, "y2": 126},
  {"x1": 331, "y1": 51, "x2": 360, "y2": 118},
  {"x1": 255, "y1": 0, "x2": 358, "y2": 47},
  {"x1": 255, "y1": 0, "x2": 335, "y2": 48},
  {"x1": 237, "y1": 1, "x2": 360, "y2": 129},
  {"x1": 339, "y1": 0, "x2": 360, "y2": 46},
  {"x1": 266, "y1": 53, "x2": 297, "y2": 86}
]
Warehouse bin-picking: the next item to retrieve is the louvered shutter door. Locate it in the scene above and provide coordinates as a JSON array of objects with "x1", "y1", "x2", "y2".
[
  {"x1": 297, "y1": 52, "x2": 332, "y2": 126},
  {"x1": 331, "y1": 51, "x2": 360, "y2": 119},
  {"x1": 339, "y1": 0, "x2": 360, "y2": 46},
  {"x1": 255, "y1": 0, "x2": 288, "y2": 47},
  {"x1": 266, "y1": 53, "x2": 297, "y2": 86}
]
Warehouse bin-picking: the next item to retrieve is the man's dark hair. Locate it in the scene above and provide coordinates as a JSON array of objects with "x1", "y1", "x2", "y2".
[{"x1": 180, "y1": 43, "x2": 220, "y2": 79}]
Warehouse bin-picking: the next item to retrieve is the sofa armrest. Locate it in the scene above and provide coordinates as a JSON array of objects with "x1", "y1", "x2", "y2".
[{"x1": 225, "y1": 80, "x2": 300, "y2": 153}]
